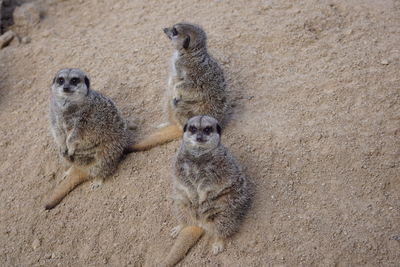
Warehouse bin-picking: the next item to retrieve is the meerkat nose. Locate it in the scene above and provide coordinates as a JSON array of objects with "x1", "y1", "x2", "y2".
[
  {"x1": 196, "y1": 133, "x2": 204, "y2": 142},
  {"x1": 63, "y1": 86, "x2": 71, "y2": 92}
]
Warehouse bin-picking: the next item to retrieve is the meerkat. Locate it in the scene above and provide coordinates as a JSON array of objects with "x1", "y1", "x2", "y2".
[
  {"x1": 132, "y1": 23, "x2": 227, "y2": 151},
  {"x1": 162, "y1": 115, "x2": 254, "y2": 266},
  {"x1": 45, "y1": 68, "x2": 133, "y2": 210}
]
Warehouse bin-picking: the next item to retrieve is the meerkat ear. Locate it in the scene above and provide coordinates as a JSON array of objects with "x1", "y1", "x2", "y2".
[
  {"x1": 183, "y1": 36, "x2": 190, "y2": 49},
  {"x1": 84, "y1": 76, "x2": 90, "y2": 89},
  {"x1": 216, "y1": 124, "x2": 222, "y2": 135},
  {"x1": 183, "y1": 123, "x2": 188, "y2": 132}
]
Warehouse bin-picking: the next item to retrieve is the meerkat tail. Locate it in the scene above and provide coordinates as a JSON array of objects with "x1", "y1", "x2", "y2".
[
  {"x1": 44, "y1": 167, "x2": 89, "y2": 210},
  {"x1": 163, "y1": 226, "x2": 204, "y2": 267},
  {"x1": 131, "y1": 124, "x2": 182, "y2": 151}
]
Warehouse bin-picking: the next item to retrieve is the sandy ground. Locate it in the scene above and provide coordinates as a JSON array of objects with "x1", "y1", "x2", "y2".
[{"x1": 0, "y1": 0, "x2": 399, "y2": 266}]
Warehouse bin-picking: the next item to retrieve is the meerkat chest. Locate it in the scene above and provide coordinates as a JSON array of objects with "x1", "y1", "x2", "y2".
[
  {"x1": 178, "y1": 161, "x2": 215, "y2": 189},
  {"x1": 170, "y1": 51, "x2": 186, "y2": 82},
  {"x1": 60, "y1": 105, "x2": 82, "y2": 132}
]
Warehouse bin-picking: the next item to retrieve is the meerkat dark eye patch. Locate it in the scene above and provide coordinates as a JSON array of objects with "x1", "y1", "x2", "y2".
[
  {"x1": 183, "y1": 123, "x2": 188, "y2": 132},
  {"x1": 56, "y1": 77, "x2": 65, "y2": 85},
  {"x1": 183, "y1": 36, "x2": 190, "y2": 49},
  {"x1": 216, "y1": 124, "x2": 222, "y2": 135},
  {"x1": 189, "y1": 125, "x2": 197, "y2": 134},
  {"x1": 203, "y1": 126, "x2": 213, "y2": 135},
  {"x1": 70, "y1": 77, "x2": 80, "y2": 86},
  {"x1": 84, "y1": 76, "x2": 90, "y2": 89}
]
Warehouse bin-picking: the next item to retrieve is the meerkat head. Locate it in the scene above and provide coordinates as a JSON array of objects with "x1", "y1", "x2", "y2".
[
  {"x1": 182, "y1": 115, "x2": 222, "y2": 157},
  {"x1": 51, "y1": 68, "x2": 90, "y2": 101},
  {"x1": 163, "y1": 23, "x2": 207, "y2": 51}
]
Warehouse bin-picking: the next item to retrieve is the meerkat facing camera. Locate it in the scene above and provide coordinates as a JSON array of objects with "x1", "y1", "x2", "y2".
[
  {"x1": 161, "y1": 115, "x2": 254, "y2": 266},
  {"x1": 45, "y1": 68, "x2": 133, "y2": 210},
  {"x1": 132, "y1": 23, "x2": 227, "y2": 151}
]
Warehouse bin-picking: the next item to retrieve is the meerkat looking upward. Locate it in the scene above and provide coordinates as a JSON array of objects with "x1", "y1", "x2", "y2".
[
  {"x1": 161, "y1": 115, "x2": 254, "y2": 266},
  {"x1": 45, "y1": 68, "x2": 133, "y2": 210},
  {"x1": 132, "y1": 23, "x2": 227, "y2": 151}
]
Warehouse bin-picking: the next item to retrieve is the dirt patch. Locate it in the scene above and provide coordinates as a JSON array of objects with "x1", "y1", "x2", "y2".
[{"x1": 0, "y1": 0, "x2": 399, "y2": 266}]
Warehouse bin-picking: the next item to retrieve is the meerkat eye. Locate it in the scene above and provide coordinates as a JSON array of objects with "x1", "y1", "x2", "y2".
[
  {"x1": 70, "y1": 77, "x2": 80, "y2": 86},
  {"x1": 189, "y1": 125, "x2": 197, "y2": 133},
  {"x1": 203, "y1": 126, "x2": 213, "y2": 135},
  {"x1": 57, "y1": 77, "x2": 65, "y2": 85},
  {"x1": 172, "y1": 27, "x2": 178, "y2": 36}
]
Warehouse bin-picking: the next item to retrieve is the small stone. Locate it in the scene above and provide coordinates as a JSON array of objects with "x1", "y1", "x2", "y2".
[
  {"x1": 380, "y1": 59, "x2": 389, "y2": 65},
  {"x1": 118, "y1": 206, "x2": 123, "y2": 213},
  {"x1": 32, "y1": 239, "x2": 40, "y2": 250},
  {"x1": 344, "y1": 28, "x2": 353, "y2": 35},
  {"x1": 0, "y1": 30, "x2": 15, "y2": 48},
  {"x1": 21, "y1": 36, "x2": 31, "y2": 44},
  {"x1": 41, "y1": 30, "x2": 51, "y2": 38}
]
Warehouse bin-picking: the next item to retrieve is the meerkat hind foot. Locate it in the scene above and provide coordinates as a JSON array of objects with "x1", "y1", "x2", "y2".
[
  {"x1": 90, "y1": 178, "x2": 103, "y2": 190},
  {"x1": 211, "y1": 238, "x2": 225, "y2": 255},
  {"x1": 171, "y1": 225, "x2": 184, "y2": 238}
]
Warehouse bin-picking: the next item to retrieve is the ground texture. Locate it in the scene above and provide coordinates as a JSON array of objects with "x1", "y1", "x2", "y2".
[{"x1": 0, "y1": 0, "x2": 399, "y2": 266}]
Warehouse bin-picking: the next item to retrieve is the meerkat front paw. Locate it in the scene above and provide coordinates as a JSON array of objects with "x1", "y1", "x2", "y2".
[
  {"x1": 67, "y1": 145, "x2": 75, "y2": 157},
  {"x1": 198, "y1": 190, "x2": 209, "y2": 204},
  {"x1": 90, "y1": 178, "x2": 103, "y2": 190},
  {"x1": 170, "y1": 225, "x2": 184, "y2": 238},
  {"x1": 211, "y1": 238, "x2": 225, "y2": 255}
]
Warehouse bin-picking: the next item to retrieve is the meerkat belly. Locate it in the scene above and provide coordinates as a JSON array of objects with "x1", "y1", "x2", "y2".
[
  {"x1": 71, "y1": 143, "x2": 99, "y2": 166},
  {"x1": 181, "y1": 168, "x2": 222, "y2": 224}
]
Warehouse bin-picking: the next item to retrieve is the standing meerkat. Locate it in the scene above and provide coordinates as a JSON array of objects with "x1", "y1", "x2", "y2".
[
  {"x1": 162, "y1": 115, "x2": 254, "y2": 266},
  {"x1": 45, "y1": 68, "x2": 133, "y2": 210},
  {"x1": 132, "y1": 23, "x2": 227, "y2": 151}
]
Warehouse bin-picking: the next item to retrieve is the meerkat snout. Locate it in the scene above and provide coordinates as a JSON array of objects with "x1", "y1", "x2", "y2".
[{"x1": 163, "y1": 23, "x2": 203, "y2": 50}]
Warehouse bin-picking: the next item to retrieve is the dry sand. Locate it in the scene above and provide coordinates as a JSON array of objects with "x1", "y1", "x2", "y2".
[{"x1": 0, "y1": 0, "x2": 399, "y2": 266}]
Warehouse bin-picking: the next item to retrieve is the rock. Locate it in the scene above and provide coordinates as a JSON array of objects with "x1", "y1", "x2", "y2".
[
  {"x1": 32, "y1": 238, "x2": 40, "y2": 250},
  {"x1": 0, "y1": 30, "x2": 14, "y2": 48},
  {"x1": 21, "y1": 36, "x2": 31, "y2": 44},
  {"x1": 380, "y1": 59, "x2": 389, "y2": 65},
  {"x1": 13, "y1": 2, "x2": 41, "y2": 28}
]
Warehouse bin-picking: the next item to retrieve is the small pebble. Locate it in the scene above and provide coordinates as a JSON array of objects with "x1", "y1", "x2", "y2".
[
  {"x1": 0, "y1": 31, "x2": 15, "y2": 49},
  {"x1": 32, "y1": 239, "x2": 40, "y2": 250},
  {"x1": 22, "y1": 36, "x2": 31, "y2": 44},
  {"x1": 380, "y1": 59, "x2": 389, "y2": 65}
]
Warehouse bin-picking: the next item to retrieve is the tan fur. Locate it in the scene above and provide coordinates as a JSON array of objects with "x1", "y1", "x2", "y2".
[
  {"x1": 162, "y1": 226, "x2": 204, "y2": 267},
  {"x1": 45, "y1": 166, "x2": 88, "y2": 210},
  {"x1": 132, "y1": 124, "x2": 182, "y2": 151}
]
